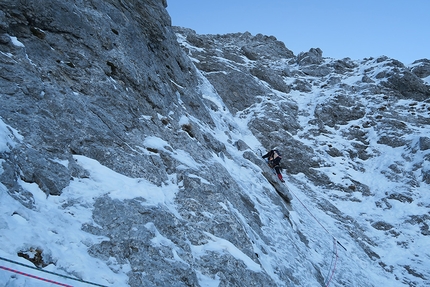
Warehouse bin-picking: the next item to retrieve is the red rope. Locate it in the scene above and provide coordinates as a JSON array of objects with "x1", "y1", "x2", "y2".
[
  {"x1": 285, "y1": 182, "x2": 332, "y2": 234},
  {"x1": 281, "y1": 181, "x2": 343, "y2": 287},
  {"x1": 0, "y1": 265, "x2": 73, "y2": 287},
  {"x1": 325, "y1": 238, "x2": 339, "y2": 287},
  {"x1": 258, "y1": 148, "x2": 344, "y2": 286}
]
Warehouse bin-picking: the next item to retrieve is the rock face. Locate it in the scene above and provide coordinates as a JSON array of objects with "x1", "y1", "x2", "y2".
[
  {"x1": 0, "y1": 0, "x2": 202, "y2": 191},
  {"x1": 1, "y1": 1, "x2": 430, "y2": 287}
]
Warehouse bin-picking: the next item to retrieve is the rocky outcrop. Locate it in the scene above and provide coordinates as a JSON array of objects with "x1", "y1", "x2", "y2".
[
  {"x1": 410, "y1": 59, "x2": 430, "y2": 78},
  {"x1": 173, "y1": 26, "x2": 430, "y2": 286},
  {"x1": 0, "y1": 0, "x2": 204, "y2": 192},
  {"x1": 0, "y1": 1, "x2": 297, "y2": 286}
]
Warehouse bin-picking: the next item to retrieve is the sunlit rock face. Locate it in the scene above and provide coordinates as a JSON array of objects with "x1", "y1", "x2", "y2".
[{"x1": 1, "y1": 1, "x2": 429, "y2": 287}]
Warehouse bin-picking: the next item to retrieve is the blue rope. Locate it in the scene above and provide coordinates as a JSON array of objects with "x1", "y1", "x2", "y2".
[{"x1": 0, "y1": 256, "x2": 108, "y2": 287}]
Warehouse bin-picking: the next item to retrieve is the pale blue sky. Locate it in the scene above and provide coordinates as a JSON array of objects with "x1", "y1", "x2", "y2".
[{"x1": 167, "y1": 0, "x2": 429, "y2": 64}]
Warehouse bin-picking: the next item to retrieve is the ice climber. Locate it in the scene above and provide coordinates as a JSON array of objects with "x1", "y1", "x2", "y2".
[{"x1": 262, "y1": 149, "x2": 285, "y2": 182}]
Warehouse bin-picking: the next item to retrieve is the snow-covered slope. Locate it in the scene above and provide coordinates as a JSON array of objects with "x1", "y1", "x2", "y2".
[
  {"x1": 2, "y1": 59, "x2": 429, "y2": 286},
  {"x1": 172, "y1": 28, "x2": 430, "y2": 286}
]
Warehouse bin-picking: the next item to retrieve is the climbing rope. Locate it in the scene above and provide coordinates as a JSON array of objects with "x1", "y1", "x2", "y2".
[
  {"x1": 281, "y1": 180, "x2": 346, "y2": 249},
  {"x1": 323, "y1": 237, "x2": 339, "y2": 287},
  {"x1": 255, "y1": 148, "x2": 345, "y2": 286},
  {"x1": 280, "y1": 180, "x2": 345, "y2": 287},
  {"x1": 0, "y1": 256, "x2": 108, "y2": 287},
  {"x1": 0, "y1": 265, "x2": 73, "y2": 287}
]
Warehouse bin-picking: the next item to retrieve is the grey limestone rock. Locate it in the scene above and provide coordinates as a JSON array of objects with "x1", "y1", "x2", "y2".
[
  {"x1": 1, "y1": 0, "x2": 430, "y2": 286},
  {"x1": 410, "y1": 59, "x2": 430, "y2": 78}
]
